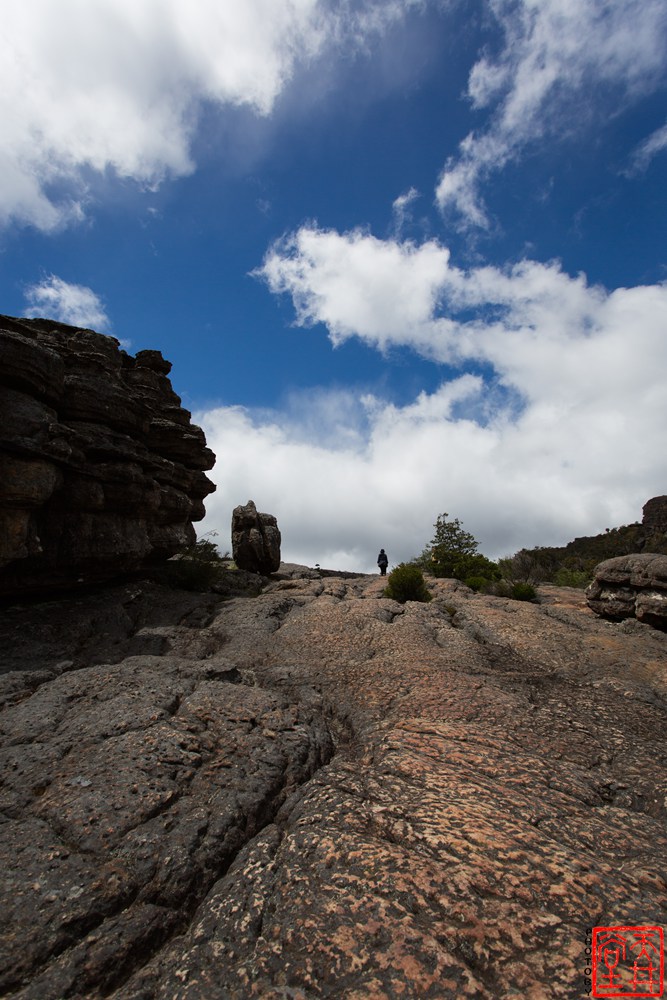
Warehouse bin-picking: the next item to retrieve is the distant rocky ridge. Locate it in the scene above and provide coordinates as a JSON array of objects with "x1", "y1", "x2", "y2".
[
  {"x1": 0, "y1": 315, "x2": 216, "y2": 595},
  {"x1": 506, "y1": 495, "x2": 667, "y2": 585}
]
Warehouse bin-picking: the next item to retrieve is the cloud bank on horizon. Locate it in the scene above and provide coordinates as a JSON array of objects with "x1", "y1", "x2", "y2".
[
  {"x1": 203, "y1": 236, "x2": 667, "y2": 568},
  {"x1": 5, "y1": 0, "x2": 667, "y2": 572}
]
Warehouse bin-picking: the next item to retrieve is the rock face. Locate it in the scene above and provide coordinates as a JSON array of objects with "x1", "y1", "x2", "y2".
[
  {"x1": 231, "y1": 499, "x2": 281, "y2": 574},
  {"x1": 1, "y1": 572, "x2": 666, "y2": 999},
  {"x1": 586, "y1": 553, "x2": 667, "y2": 630},
  {"x1": 643, "y1": 495, "x2": 667, "y2": 533},
  {"x1": 0, "y1": 315, "x2": 216, "y2": 595}
]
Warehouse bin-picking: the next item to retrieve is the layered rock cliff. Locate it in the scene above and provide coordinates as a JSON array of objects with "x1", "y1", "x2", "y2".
[
  {"x1": 1, "y1": 568, "x2": 665, "y2": 998},
  {"x1": 0, "y1": 315, "x2": 215, "y2": 595}
]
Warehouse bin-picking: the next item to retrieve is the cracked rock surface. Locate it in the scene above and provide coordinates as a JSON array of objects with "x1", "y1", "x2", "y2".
[{"x1": 1, "y1": 570, "x2": 666, "y2": 998}]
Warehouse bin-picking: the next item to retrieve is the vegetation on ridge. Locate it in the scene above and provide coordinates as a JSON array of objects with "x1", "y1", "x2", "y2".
[
  {"x1": 384, "y1": 563, "x2": 432, "y2": 603},
  {"x1": 408, "y1": 509, "x2": 667, "y2": 600},
  {"x1": 412, "y1": 513, "x2": 501, "y2": 586}
]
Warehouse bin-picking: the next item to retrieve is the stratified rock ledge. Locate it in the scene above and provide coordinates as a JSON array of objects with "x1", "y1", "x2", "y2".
[
  {"x1": 0, "y1": 315, "x2": 216, "y2": 595},
  {"x1": 587, "y1": 553, "x2": 667, "y2": 630}
]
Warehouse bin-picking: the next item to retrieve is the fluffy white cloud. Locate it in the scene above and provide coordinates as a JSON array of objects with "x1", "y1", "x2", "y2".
[
  {"x1": 199, "y1": 225, "x2": 667, "y2": 571},
  {"x1": 258, "y1": 226, "x2": 455, "y2": 357},
  {"x1": 436, "y1": 0, "x2": 667, "y2": 226},
  {"x1": 197, "y1": 355, "x2": 665, "y2": 573},
  {"x1": 257, "y1": 226, "x2": 667, "y2": 395},
  {"x1": 23, "y1": 275, "x2": 111, "y2": 331},
  {"x1": 0, "y1": 0, "x2": 419, "y2": 230}
]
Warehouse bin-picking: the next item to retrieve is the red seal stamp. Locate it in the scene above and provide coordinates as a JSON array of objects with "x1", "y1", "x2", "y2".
[{"x1": 592, "y1": 926, "x2": 664, "y2": 997}]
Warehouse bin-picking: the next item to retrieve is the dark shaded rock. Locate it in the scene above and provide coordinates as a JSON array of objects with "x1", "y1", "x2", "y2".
[
  {"x1": 586, "y1": 553, "x2": 667, "y2": 629},
  {"x1": 0, "y1": 315, "x2": 216, "y2": 595},
  {"x1": 231, "y1": 499, "x2": 281, "y2": 574},
  {"x1": 643, "y1": 495, "x2": 667, "y2": 533}
]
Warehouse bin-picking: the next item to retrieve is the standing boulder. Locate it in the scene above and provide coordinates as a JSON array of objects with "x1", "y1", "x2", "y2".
[
  {"x1": 586, "y1": 553, "x2": 667, "y2": 630},
  {"x1": 231, "y1": 500, "x2": 281, "y2": 574}
]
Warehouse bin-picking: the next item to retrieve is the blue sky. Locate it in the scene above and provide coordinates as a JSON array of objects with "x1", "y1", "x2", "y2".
[{"x1": 2, "y1": 0, "x2": 666, "y2": 572}]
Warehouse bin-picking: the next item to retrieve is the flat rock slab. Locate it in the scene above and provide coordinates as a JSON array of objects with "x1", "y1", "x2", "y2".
[{"x1": 1, "y1": 573, "x2": 666, "y2": 998}]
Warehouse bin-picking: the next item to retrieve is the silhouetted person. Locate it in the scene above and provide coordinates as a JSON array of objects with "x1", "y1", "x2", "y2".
[{"x1": 377, "y1": 549, "x2": 388, "y2": 576}]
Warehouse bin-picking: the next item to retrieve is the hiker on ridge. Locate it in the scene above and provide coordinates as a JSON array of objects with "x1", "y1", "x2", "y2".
[{"x1": 377, "y1": 549, "x2": 388, "y2": 576}]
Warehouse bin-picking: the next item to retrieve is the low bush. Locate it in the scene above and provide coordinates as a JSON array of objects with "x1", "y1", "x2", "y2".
[
  {"x1": 464, "y1": 575, "x2": 490, "y2": 592},
  {"x1": 510, "y1": 582, "x2": 538, "y2": 602},
  {"x1": 485, "y1": 579, "x2": 538, "y2": 602},
  {"x1": 162, "y1": 536, "x2": 229, "y2": 591},
  {"x1": 384, "y1": 563, "x2": 432, "y2": 603},
  {"x1": 553, "y1": 568, "x2": 591, "y2": 589}
]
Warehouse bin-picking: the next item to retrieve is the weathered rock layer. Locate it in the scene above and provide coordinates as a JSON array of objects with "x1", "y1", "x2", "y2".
[
  {"x1": 587, "y1": 552, "x2": 667, "y2": 630},
  {"x1": 643, "y1": 495, "x2": 667, "y2": 533},
  {"x1": 231, "y1": 500, "x2": 281, "y2": 575},
  {"x1": 1, "y1": 572, "x2": 665, "y2": 998},
  {"x1": 0, "y1": 315, "x2": 215, "y2": 595}
]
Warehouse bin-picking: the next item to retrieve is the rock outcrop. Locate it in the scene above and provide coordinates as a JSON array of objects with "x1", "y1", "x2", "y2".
[
  {"x1": 1, "y1": 572, "x2": 666, "y2": 998},
  {"x1": 643, "y1": 495, "x2": 667, "y2": 533},
  {"x1": 586, "y1": 553, "x2": 667, "y2": 630},
  {"x1": 0, "y1": 315, "x2": 216, "y2": 595},
  {"x1": 231, "y1": 499, "x2": 281, "y2": 574}
]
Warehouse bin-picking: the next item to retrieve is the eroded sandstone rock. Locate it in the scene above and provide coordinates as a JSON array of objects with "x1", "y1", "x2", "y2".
[
  {"x1": 231, "y1": 499, "x2": 281, "y2": 574},
  {"x1": 643, "y1": 495, "x2": 667, "y2": 533},
  {"x1": 0, "y1": 574, "x2": 665, "y2": 998},
  {"x1": 0, "y1": 315, "x2": 216, "y2": 594},
  {"x1": 587, "y1": 553, "x2": 667, "y2": 629}
]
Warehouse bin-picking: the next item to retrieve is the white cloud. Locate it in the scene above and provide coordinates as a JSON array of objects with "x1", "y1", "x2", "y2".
[
  {"x1": 23, "y1": 275, "x2": 111, "y2": 331},
  {"x1": 391, "y1": 186, "x2": 420, "y2": 234},
  {"x1": 0, "y1": 0, "x2": 420, "y2": 231},
  {"x1": 436, "y1": 0, "x2": 667, "y2": 226},
  {"x1": 628, "y1": 120, "x2": 667, "y2": 173},
  {"x1": 199, "y1": 225, "x2": 667, "y2": 571},
  {"x1": 257, "y1": 226, "x2": 455, "y2": 357}
]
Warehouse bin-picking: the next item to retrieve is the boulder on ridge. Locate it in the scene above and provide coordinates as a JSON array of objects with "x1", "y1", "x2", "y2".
[
  {"x1": 231, "y1": 500, "x2": 281, "y2": 574},
  {"x1": 586, "y1": 552, "x2": 667, "y2": 629}
]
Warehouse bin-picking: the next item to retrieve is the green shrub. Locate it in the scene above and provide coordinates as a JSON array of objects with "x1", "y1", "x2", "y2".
[
  {"x1": 552, "y1": 568, "x2": 591, "y2": 589},
  {"x1": 497, "y1": 548, "x2": 554, "y2": 584},
  {"x1": 464, "y1": 575, "x2": 489, "y2": 592},
  {"x1": 510, "y1": 582, "x2": 538, "y2": 602},
  {"x1": 162, "y1": 535, "x2": 228, "y2": 591},
  {"x1": 384, "y1": 563, "x2": 432, "y2": 603},
  {"x1": 486, "y1": 580, "x2": 538, "y2": 602}
]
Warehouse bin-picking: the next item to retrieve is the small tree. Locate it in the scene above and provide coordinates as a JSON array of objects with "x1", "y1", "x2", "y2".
[
  {"x1": 165, "y1": 533, "x2": 228, "y2": 591},
  {"x1": 424, "y1": 513, "x2": 500, "y2": 583}
]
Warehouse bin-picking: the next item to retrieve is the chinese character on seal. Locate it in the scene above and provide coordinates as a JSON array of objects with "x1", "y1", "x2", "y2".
[{"x1": 593, "y1": 926, "x2": 664, "y2": 998}]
